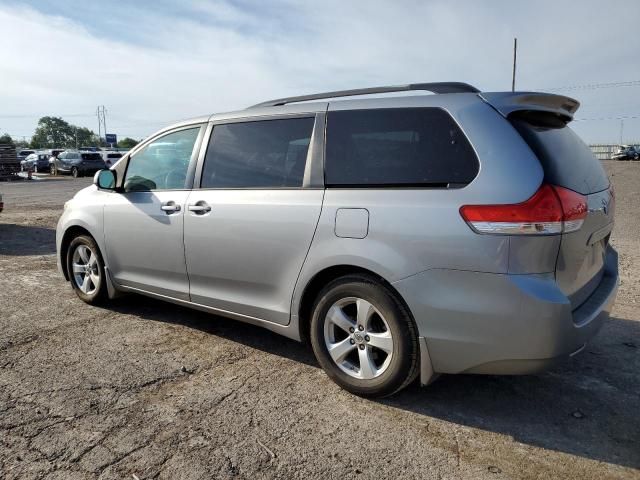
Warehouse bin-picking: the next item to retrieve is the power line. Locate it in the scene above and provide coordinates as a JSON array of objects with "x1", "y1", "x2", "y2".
[
  {"x1": 0, "y1": 113, "x2": 96, "y2": 118},
  {"x1": 574, "y1": 114, "x2": 640, "y2": 122},
  {"x1": 544, "y1": 80, "x2": 640, "y2": 92},
  {"x1": 109, "y1": 120, "x2": 177, "y2": 129}
]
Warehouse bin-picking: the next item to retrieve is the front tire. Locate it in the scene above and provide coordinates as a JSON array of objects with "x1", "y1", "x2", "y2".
[
  {"x1": 50, "y1": 165, "x2": 56, "y2": 175},
  {"x1": 71, "y1": 167, "x2": 79, "y2": 178},
  {"x1": 310, "y1": 274, "x2": 419, "y2": 398},
  {"x1": 66, "y1": 235, "x2": 107, "y2": 304}
]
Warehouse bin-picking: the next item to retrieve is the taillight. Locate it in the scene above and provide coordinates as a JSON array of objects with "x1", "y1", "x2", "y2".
[
  {"x1": 460, "y1": 184, "x2": 587, "y2": 235},
  {"x1": 552, "y1": 185, "x2": 588, "y2": 232}
]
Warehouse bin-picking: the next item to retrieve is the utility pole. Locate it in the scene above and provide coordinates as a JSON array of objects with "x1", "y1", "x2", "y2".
[
  {"x1": 511, "y1": 38, "x2": 517, "y2": 92},
  {"x1": 620, "y1": 119, "x2": 624, "y2": 145},
  {"x1": 96, "y1": 107, "x2": 101, "y2": 141},
  {"x1": 75, "y1": 127, "x2": 78, "y2": 150},
  {"x1": 96, "y1": 106, "x2": 107, "y2": 145}
]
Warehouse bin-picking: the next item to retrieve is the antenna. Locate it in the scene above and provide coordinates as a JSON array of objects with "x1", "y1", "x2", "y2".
[{"x1": 512, "y1": 38, "x2": 518, "y2": 92}]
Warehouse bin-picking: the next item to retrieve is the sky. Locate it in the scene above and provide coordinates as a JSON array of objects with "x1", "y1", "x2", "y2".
[{"x1": 1, "y1": 0, "x2": 640, "y2": 144}]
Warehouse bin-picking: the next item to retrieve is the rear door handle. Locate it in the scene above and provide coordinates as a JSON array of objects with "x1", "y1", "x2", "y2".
[
  {"x1": 188, "y1": 202, "x2": 211, "y2": 214},
  {"x1": 161, "y1": 201, "x2": 181, "y2": 213}
]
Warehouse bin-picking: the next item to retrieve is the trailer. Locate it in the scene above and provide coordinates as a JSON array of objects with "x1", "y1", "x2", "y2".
[{"x1": 0, "y1": 143, "x2": 20, "y2": 179}]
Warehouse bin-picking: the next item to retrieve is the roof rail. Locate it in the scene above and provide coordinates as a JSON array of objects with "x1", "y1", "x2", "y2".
[{"x1": 249, "y1": 82, "x2": 480, "y2": 108}]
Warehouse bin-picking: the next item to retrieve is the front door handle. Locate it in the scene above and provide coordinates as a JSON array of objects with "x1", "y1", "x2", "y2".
[
  {"x1": 188, "y1": 202, "x2": 211, "y2": 214},
  {"x1": 161, "y1": 201, "x2": 181, "y2": 213}
]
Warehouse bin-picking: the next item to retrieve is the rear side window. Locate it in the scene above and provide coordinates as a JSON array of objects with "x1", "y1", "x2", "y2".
[
  {"x1": 201, "y1": 117, "x2": 315, "y2": 188},
  {"x1": 510, "y1": 112, "x2": 609, "y2": 194},
  {"x1": 325, "y1": 108, "x2": 479, "y2": 187}
]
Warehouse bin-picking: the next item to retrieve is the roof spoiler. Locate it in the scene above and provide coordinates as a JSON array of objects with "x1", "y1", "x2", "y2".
[
  {"x1": 250, "y1": 82, "x2": 480, "y2": 108},
  {"x1": 479, "y1": 92, "x2": 580, "y2": 122}
]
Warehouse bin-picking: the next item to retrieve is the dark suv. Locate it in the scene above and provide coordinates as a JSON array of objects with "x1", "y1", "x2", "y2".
[
  {"x1": 21, "y1": 153, "x2": 50, "y2": 172},
  {"x1": 50, "y1": 151, "x2": 106, "y2": 177}
]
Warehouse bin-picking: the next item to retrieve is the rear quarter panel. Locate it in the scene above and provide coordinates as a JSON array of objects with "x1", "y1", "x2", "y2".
[{"x1": 292, "y1": 94, "x2": 544, "y2": 319}]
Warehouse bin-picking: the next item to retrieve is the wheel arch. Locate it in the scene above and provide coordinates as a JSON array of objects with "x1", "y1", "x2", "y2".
[
  {"x1": 59, "y1": 225, "x2": 95, "y2": 280},
  {"x1": 296, "y1": 264, "x2": 416, "y2": 345}
]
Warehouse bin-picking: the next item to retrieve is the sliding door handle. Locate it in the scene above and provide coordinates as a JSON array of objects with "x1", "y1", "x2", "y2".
[{"x1": 188, "y1": 202, "x2": 211, "y2": 214}]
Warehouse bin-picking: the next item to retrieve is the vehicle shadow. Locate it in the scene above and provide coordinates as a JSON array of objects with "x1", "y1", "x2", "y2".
[
  {"x1": 0, "y1": 224, "x2": 56, "y2": 255},
  {"x1": 107, "y1": 294, "x2": 318, "y2": 368},
  {"x1": 382, "y1": 314, "x2": 640, "y2": 470},
  {"x1": 106, "y1": 295, "x2": 640, "y2": 469}
]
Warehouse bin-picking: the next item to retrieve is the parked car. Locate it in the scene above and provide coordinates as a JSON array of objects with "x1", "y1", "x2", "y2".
[
  {"x1": 44, "y1": 148, "x2": 65, "y2": 160},
  {"x1": 17, "y1": 149, "x2": 35, "y2": 161},
  {"x1": 50, "y1": 150, "x2": 106, "y2": 177},
  {"x1": 612, "y1": 145, "x2": 639, "y2": 160},
  {"x1": 101, "y1": 151, "x2": 123, "y2": 167},
  {"x1": 21, "y1": 152, "x2": 50, "y2": 172},
  {"x1": 56, "y1": 82, "x2": 618, "y2": 397},
  {"x1": 0, "y1": 189, "x2": 3, "y2": 213},
  {"x1": 79, "y1": 146, "x2": 101, "y2": 152}
]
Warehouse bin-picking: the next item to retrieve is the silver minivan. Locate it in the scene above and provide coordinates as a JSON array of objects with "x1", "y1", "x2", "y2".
[{"x1": 56, "y1": 83, "x2": 618, "y2": 397}]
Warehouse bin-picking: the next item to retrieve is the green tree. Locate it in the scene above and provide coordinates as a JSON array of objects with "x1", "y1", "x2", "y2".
[
  {"x1": 30, "y1": 117, "x2": 99, "y2": 149},
  {"x1": 0, "y1": 134, "x2": 14, "y2": 146},
  {"x1": 117, "y1": 137, "x2": 139, "y2": 149},
  {"x1": 75, "y1": 126, "x2": 99, "y2": 147},
  {"x1": 31, "y1": 116, "x2": 74, "y2": 148}
]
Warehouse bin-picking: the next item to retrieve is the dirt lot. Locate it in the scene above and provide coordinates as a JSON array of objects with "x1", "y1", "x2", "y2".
[{"x1": 1, "y1": 163, "x2": 639, "y2": 480}]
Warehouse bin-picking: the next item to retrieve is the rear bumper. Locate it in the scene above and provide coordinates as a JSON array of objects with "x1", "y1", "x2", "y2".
[{"x1": 394, "y1": 247, "x2": 618, "y2": 379}]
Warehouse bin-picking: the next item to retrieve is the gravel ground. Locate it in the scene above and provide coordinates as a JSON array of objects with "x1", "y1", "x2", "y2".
[{"x1": 0, "y1": 162, "x2": 638, "y2": 480}]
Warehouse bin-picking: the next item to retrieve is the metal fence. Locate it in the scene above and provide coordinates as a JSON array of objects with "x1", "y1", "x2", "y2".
[
  {"x1": 590, "y1": 143, "x2": 640, "y2": 160},
  {"x1": 590, "y1": 144, "x2": 617, "y2": 160}
]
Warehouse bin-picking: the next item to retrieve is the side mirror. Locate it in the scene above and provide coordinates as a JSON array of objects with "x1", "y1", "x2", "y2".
[{"x1": 94, "y1": 169, "x2": 116, "y2": 190}]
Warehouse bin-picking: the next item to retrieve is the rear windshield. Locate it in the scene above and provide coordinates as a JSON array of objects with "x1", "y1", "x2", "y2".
[
  {"x1": 81, "y1": 153, "x2": 103, "y2": 161},
  {"x1": 325, "y1": 108, "x2": 479, "y2": 187},
  {"x1": 510, "y1": 112, "x2": 609, "y2": 194}
]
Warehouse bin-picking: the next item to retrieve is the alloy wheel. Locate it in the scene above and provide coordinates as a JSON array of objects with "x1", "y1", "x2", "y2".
[
  {"x1": 323, "y1": 297, "x2": 394, "y2": 379},
  {"x1": 71, "y1": 244, "x2": 100, "y2": 295}
]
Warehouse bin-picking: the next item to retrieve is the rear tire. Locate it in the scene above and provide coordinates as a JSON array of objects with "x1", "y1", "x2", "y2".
[
  {"x1": 50, "y1": 165, "x2": 56, "y2": 175},
  {"x1": 310, "y1": 274, "x2": 419, "y2": 398},
  {"x1": 66, "y1": 235, "x2": 108, "y2": 304}
]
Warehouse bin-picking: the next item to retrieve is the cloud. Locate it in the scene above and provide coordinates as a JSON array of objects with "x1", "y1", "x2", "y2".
[{"x1": 1, "y1": 0, "x2": 639, "y2": 143}]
